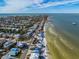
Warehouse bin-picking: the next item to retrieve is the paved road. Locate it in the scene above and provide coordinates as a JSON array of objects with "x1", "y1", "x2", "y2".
[{"x1": 21, "y1": 24, "x2": 40, "y2": 59}]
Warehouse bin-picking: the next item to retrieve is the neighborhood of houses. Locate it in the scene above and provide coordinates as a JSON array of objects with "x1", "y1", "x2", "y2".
[{"x1": 0, "y1": 15, "x2": 48, "y2": 59}]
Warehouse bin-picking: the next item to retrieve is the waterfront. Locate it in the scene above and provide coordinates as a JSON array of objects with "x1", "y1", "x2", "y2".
[
  {"x1": 46, "y1": 13, "x2": 79, "y2": 59},
  {"x1": 0, "y1": 13, "x2": 79, "y2": 59}
]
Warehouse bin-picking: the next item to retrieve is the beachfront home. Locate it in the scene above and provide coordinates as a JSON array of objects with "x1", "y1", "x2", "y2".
[
  {"x1": 30, "y1": 47, "x2": 40, "y2": 59},
  {"x1": 29, "y1": 53, "x2": 39, "y2": 59}
]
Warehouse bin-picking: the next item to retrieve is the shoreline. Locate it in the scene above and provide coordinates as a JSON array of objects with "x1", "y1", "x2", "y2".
[
  {"x1": 45, "y1": 21, "x2": 58, "y2": 59},
  {"x1": 45, "y1": 21, "x2": 79, "y2": 59}
]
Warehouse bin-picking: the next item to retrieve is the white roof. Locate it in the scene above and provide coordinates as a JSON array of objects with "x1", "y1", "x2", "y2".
[
  {"x1": 43, "y1": 38, "x2": 47, "y2": 46},
  {"x1": 30, "y1": 53, "x2": 39, "y2": 59},
  {"x1": 14, "y1": 34, "x2": 20, "y2": 38}
]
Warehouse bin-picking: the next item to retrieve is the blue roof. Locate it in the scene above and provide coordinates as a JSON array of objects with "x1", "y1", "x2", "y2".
[
  {"x1": 32, "y1": 50, "x2": 39, "y2": 53},
  {"x1": 40, "y1": 32, "x2": 44, "y2": 38},
  {"x1": 11, "y1": 48, "x2": 19, "y2": 51},
  {"x1": 34, "y1": 47, "x2": 40, "y2": 50}
]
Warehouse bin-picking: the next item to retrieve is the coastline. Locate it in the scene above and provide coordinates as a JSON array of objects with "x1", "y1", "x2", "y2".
[
  {"x1": 45, "y1": 21, "x2": 79, "y2": 59},
  {"x1": 45, "y1": 21, "x2": 60, "y2": 59}
]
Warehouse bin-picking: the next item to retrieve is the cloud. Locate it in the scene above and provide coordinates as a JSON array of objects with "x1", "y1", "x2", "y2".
[
  {"x1": 38, "y1": 0, "x2": 79, "y2": 8},
  {"x1": 0, "y1": 0, "x2": 79, "y2": 13},
  {"x1": 0, "y1": 0, "x2": 33, "y2": 13},
  {"x1": 0, "y1": 0, "x2": 43, "y2": 13}
]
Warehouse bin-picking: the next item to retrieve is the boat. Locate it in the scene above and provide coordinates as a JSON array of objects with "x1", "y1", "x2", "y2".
[{"x1": 72, "y1": 22, "x2": 77, "y2": 25}]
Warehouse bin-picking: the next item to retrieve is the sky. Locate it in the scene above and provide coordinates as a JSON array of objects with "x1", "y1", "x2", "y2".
[{"x1": 0, "y1": 0, "x2": 79, "y2": 13}]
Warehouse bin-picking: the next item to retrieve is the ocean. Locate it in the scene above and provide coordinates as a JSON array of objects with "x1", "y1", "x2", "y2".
[
  {"x1": 49, "y1": 13, "x2": 79, "y2": 46},
  {"x1": 47, "y1": 13, "x2": 79, "y2": 59}
]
